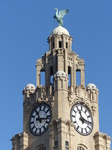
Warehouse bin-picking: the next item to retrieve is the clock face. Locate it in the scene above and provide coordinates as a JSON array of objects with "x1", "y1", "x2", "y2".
[
  {"x1": 70, "y1": 103, "x2": 93, "y2": 136},
  {"x1": 29, "y1": 103, "x2": 51, "y2": 136}
]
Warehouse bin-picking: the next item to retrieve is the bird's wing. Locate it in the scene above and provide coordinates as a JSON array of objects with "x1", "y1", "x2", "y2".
[{"x1": 59, "y1": 9, "x2": 69, "y2": 19}]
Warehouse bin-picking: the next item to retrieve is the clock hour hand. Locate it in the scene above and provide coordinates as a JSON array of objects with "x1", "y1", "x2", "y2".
[
  {"x1": 80, "y1": 117, "x2": 92, "y2": 125},
  {"x1": 36, "y1": 117, "x2": 41, "y2": 120},
  {"x1": 79, "y1": 111, "x2": 92, "y2": 125},
  {"x1": 40, "y1": 118, "x2": 47, "y2": 119},
  {"x1": 36, "y1": 117, "x2": 41, "y2": 122},
  {"x1": 36, "y1": 114, "x2": 47, "y2": 122}
]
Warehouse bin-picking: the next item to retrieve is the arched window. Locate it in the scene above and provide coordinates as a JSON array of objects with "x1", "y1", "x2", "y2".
[
  {"x1": 36, "y1": 145, "x2": 46, "y2": 150},
  {"x1": 77, "y1": 146, "x2": 85, "y2": 150},
  {"x1": 59, "y1": 41, "x2": 62, "y2": 48},
  {"x1": 40, "y1": 71, "x2": 45, "y2": 86},
  {"x1": 53, "y1": 41, "x2": 55, "y2": 49},
  {"x1": 76, "y1": 69, "x2": 81, "y2": 86},
  {"x1": 66, "y1": 42, "x2": 68, "y2": 48},
  {"x1": 65, "y1": 141, "x2": 69, "y2": 150},
  {"x1": 54, "y1": 141, "x2": 58, "y2": 150},
  {"x1": 68, "y1": 66, "x2": 71, "y2": 86},
  {"x1": 38, "y1": 146, "x2": 46, "y2": 150}
]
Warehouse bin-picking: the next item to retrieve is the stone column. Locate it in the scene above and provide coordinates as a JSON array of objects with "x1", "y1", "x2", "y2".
[
  {"x1": 57, "y1": 53, "x2": 64, "y2": 71},
  {"x1": 65, "y1": 49, "x2": 68, "y2": 74},
  {"x1": 49, "y1": 124, "x2": 54, "y2": 150},
  {"x1": 94, "y1": 132, "x2": 111, "y2": 150},
  {"x1": 45, "y1": 54, "x2": 50, "y2": 87},
  {"x1": 11, "y1": 132, "x2": 29, "y2": 150},
  {"x1": 81, "y1": 69, "x2": 85, "y2": 87},
  {"x1": 36, "y1": 61, "x2": 42, "y2": 86}
]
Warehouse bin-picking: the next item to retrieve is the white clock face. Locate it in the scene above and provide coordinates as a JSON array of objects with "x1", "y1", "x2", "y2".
[
  {"x1": 29, "y1": 103, "x2": 51, "y2": 136},
  {"x1": 71, "y1": 103, "x2": 93, "y2": 136}
]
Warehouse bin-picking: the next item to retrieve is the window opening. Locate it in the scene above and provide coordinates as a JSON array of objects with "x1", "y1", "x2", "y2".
[
  {"x1": 68, "y1": 66, "x2": 71, "y2": 86},
  {"x1": 53, "y1": 42, "x2": 55, "y2": 49},
  {"x1": 50, "y1": 75, "x2": 53, "y2": 85},
  {"x1": 50, "y1": 67, "x2": 53, "y2": 85},
  {"x1": 54, "y1": 141, "x2": 58, "y2": 150},
  {"x1": 56, "y1": 51, "x2": 58, "y2": 72},
  {"x1": 55, "y1": 141, "x2": 58, "y2": 146},
  {"x1": 77, "y1": 146, "x2": 85, "y2": 150},
  {"x1": 66, "y1": 42, "x2": 68, "y2": 48},
  {"x1": 65, "y1": 141, "x2": 69, "y2": 150},
  {"x1": 76, "y1": 70, "x2": 81, "y2": 85},
  {"x1": 59, "y1": 41, "x2": 62, "y2": 48},
  {"x1": 38, "y1": 146, "x2": 46, "y2": 150},
  {"x1": 65, "y1": 141, "x2": 69, "y2": 146},
  {"x1": 40, "y1": 71, "x2": 45, "y2": 86}
]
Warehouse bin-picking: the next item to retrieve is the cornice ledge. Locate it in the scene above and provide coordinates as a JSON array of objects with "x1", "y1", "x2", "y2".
[{"x1": 94, "y1": 132, "x2": 112, "y2": 141}]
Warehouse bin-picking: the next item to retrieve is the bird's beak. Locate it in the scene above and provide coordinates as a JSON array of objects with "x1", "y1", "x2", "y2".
[{"x1": 54, "y1": 8, "x2": 57, "y2": 10}]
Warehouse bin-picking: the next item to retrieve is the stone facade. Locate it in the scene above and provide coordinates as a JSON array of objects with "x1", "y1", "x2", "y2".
[{"x1": 11, "y1": 26, "x2": 111, "y2": 150}]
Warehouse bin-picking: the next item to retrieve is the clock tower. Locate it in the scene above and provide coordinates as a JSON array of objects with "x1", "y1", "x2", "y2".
[{"x1": 11, "y1": 24, "x2": 111, "y2": 150}]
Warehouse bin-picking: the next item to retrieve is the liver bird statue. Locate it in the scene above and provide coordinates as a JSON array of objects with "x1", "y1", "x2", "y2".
[{"x1": 53, "y1": 8, "x2": 69, "y2": 26}]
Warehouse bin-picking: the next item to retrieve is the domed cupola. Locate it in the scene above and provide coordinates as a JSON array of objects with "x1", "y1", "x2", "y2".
[
  {"x1": 47, "y1": 26, "x2": 73, "y2": 52},
  {"x1": 52, "y1": 26, "x2": 70, "y2": 36}
]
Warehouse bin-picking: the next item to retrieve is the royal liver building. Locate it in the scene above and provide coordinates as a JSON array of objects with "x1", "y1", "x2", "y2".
[{"x1": 11, "y1": 9, "x2": 111, "y2": 150}]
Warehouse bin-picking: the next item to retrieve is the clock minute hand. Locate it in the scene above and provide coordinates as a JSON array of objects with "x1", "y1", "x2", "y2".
[
  {"x1": 79, "y1": 110, "x2": 85, "y2": 124},
  {"x1": 35, "y1": 111, "x2": 42, "y2": 122},
  {"x1": 79, "y1": 110, "x2": 82, "y2": 118},
  {"x1": 39, "y1": 117, "x2": 47, "y2": 120},
  {"x1": 35, "y1": 110, "x2": 40, "y2": 118}
]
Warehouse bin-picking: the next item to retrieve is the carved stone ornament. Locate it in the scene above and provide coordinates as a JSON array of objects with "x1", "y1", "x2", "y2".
[{"x1": 78, "y1": 58, "x2": 84, "y2": 65}]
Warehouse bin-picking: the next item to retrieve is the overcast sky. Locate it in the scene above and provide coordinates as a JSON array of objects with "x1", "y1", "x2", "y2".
[{"x1": 0, "y1": 0, "x2": 112, "y2": 149}]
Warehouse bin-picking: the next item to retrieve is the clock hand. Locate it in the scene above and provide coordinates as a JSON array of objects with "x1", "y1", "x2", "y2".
[
  {"x1": 36, "y1": 118, "x2": 41, "y2": 120},
  {"x1": 81, "y1": 117, "x2": 92, "y2": 125},
  {"x1": 79, "y1": 111, "x2": 92, "y2": 125},
  {"x1": 79, "y1": 110, "x2": 82, "y2": 118},
  {"x1": 35, "y1": 110, "x2": 40, "y2": 118},
  {"x1": 36, "y1": 117, "x2": 41, "y2": 123},
  {"x1": 78, "y1": 110, "x2": 85, "y2": 124},
  {"x1": 35, "y1": 111, "x2": 42, "y2": 123},
  {"x1": 36, "y1": 117, "x2": 47, "y2": 120},
  {"x1": 39, "y1": 117, "x2": 47, "y2": 119}
]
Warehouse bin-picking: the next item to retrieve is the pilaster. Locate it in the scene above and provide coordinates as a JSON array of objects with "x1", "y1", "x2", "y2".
[
  {"x1": 11, "y1": 132, "x2": 29, "y2": 150},
  {"x1": 94, "y1": 132, "x2": 111, "y2": 150}
]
